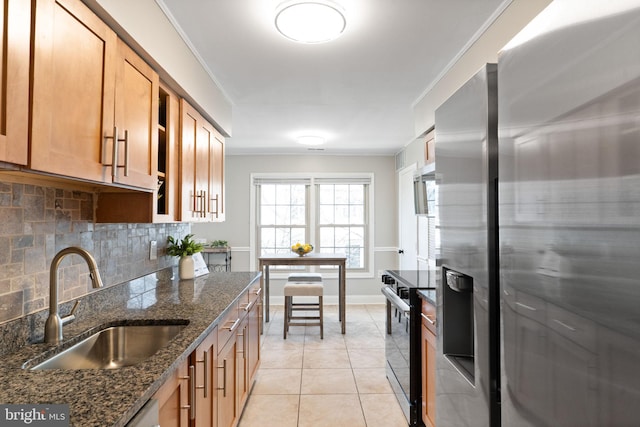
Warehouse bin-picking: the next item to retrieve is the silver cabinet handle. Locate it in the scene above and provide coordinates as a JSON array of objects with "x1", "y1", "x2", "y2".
[
  {"x1": 244, "y1": 298, "x2": 256, "y2": 312},
  {"x1": 102, "y1": 126, "x2": 129, "y2": 179},
  {"x1": 122, "y1": 129, "x2": 129, "y2": 177},
  {"x1": 225, "y1": 318, "x2": 240, "y2": 332},
  {"x1": 210, "y1": 194, "x2": 219, "y2": 218},
  {"x1": 189, "y1": 365, "x2": 196, "y2": 420},
  {"x1": 178, "y1": 366, "x2": 194, "y2": 418},
  {"x1": 196, "y1": 350, "x2": 208, "y2": 398},
  {"x1": 421, "y1": 312, "x2": 436, "y2": 326},
  {"x1": 218, "y1": 359, "x2": 227, "y2": 397},
  {"x1": 254, "y1": 287, "x2": 262, "y2": 296}
]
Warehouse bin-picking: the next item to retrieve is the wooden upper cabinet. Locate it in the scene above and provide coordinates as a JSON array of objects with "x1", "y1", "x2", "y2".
[
  {"x1": 425, "y1": 129, "x2": 435, "y2": 165},
  {"x1": 0, "y1": 0, "x2": 30, "y2": 165},
  {"x1": 30, "y1": 0, "x2": 157, "y2": 191},
  {"x1": 112, "y1": 39, "x2": 159, "y2": 190},
  {"x1": 180, "y1": 99, "x2": 225, "y2": 222},
  {"x1": 209, "y1": 132, "x2": 225, "y2": 221},
  {"x1": 31, "y1": 0, "x2": 117, "y2": 182}
]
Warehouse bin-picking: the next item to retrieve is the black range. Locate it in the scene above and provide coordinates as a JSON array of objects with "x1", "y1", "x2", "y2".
[{"x1": 381, "y1": 269, "x2": 436, "y2": 427}]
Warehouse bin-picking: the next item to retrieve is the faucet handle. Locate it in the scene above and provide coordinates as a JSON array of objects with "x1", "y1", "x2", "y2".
[{"x1": 61, "y1": 299, "x2": 81, "y2": 326}]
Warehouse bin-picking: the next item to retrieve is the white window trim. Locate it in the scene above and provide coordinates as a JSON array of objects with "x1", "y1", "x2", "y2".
[{"x1": 249, "y1": 172, "x2": 375, "y2": 279}]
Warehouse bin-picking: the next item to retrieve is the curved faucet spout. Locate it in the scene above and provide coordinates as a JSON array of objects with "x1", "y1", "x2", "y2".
[{"x1": 44, "y1": 247, "x2": 104, "y2": 344}]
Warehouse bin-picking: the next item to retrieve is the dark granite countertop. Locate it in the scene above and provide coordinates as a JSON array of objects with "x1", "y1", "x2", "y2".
[
  {"x1": 384, "y1": 269, "x2": 438, "y2": 289},
  {"x1": 417, "y1": 289, "x2": 437, "y2": 305},
  {"x1": 0, "y1": 269, "x2": 261, "y2": 427}
]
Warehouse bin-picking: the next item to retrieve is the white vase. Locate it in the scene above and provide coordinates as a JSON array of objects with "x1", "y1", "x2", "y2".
[{"x1": 179, "y1": 255, "x2": 195, "y2": 280}]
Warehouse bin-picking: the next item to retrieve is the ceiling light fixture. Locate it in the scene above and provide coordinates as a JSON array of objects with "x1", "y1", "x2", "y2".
[
  {"x1": 297, "y1": 135, "x2": 326, "y2": 146},
  {"x1": 275, "y1": 0, "x2": 346, "y2": 44}
]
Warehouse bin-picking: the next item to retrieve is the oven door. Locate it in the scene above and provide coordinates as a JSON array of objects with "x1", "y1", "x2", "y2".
[{"x1": 382, "y1": 285, "x2": 412, "y2": 423}]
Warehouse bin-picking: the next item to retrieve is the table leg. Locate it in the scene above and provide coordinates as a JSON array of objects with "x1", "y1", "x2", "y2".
[
  {"x1": 264, "y1": 263, "x2": 270, "y2": 323},
  {"x1": 340, "y1": 262, "x2": 346, "y2": 334}
]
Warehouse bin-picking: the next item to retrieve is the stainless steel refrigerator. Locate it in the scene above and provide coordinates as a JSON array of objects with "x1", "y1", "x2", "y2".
[
  {"x1": 498, "y1": 1, "x2": 640, "y2": 426},
  {"x1": 435, "y1": 63, "x2": 500, "y2": 427}
]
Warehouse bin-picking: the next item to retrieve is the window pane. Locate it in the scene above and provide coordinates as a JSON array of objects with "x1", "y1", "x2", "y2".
[
  {"x1": 261, "y1": 228, "x2": 275, "y2": 248},
  {"x1": 291, "y1": 184, "x2": 306, "y2": 205},
  {"x1": 275, "y1": 205, "x2": 291, "y2": 224},
  {"x1": 335, "y1": 185, "x2": 349, "y2": 204},
  {"x1": 350, "y1": 185, "x2": 364, "y2": 204},
  {"x1": 350, "y1": 205, "x2": 364, "y2": 224},
  {"x1": 335, "y1": 227, "x2": 349, "y2": 246},
  {"x1": 291, "y1": 205, "x2": 305, "y2": 224},
  {"x1": 319, "y1": 205, "x2": 334, "y2": 224},
  {"x1": 335, "y1": 205, "x2": 349, "y2": 224},
  {"x1": 261, "y1": 185, "x2": 276, "y2": 204},
  {"x1": 261, "y1": 205, "x2": 276, "y2": 225},
  {"x1": 275, "y1": 228, "x2": 291, "y2": 247},
  {"x1": 350, "y1": 227, "x2": 364, "y2": 247},
  {"x1": 320, "y1": 185, "x2": 334, "y2": 204},
  {"x1": 319, "y1": 227, "x2": 334, "y2": 247},
  {"x1": 275, "y1": 185, "x2": 290, "y2": 204}
]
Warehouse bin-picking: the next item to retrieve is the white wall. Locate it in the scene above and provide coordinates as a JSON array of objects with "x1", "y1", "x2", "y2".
[
  {"x1": 413, "y1": 0, "x2": 553, "y2": 136},
  {"x1": 192, "y1": 155, "x2": 397, "y2": 304}
]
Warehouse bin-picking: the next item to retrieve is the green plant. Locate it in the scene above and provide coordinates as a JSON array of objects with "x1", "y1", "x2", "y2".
[
  {"x1": 210, "y1": 240, "x2": 228, "y2": 247},
  {"x1": 166, "y1": 234, "x2": 203, "y2": 257}
]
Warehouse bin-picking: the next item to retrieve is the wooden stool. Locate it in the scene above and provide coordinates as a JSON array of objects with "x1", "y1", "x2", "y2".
[{"x1": 283, "y1": 281, "x2": 324, "y2": 339}]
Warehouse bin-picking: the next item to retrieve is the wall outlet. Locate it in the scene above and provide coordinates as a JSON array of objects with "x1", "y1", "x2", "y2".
[{"x1": 149, "y1": 240, "x2": 157, "y2": 260}]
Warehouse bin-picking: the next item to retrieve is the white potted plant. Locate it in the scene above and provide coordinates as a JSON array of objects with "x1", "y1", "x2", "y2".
[{"x1": 167, "y1": 234, "x2": 204, "y2": 280}]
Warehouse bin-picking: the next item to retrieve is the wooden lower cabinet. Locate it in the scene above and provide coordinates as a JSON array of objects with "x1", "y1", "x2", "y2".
[
  {"x1": 421, "y1": 298, "x2": 436, "y2": 427},
  {"x1": 154, "y1": 285, "x2": 261, "y2": 427},
  {"x1": 154, "y1": 358, "x2": 191, "y2": 427},
  {"x1": 192, "y1": 327, "x2": 218, "y2": 427},
  {"x1": 217, "y1": 331, "x2": 238, "y2": 427}
]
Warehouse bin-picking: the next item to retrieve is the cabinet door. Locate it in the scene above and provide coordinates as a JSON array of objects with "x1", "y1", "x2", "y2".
[
  {"x1": 237, "y1": 317, "x2": 249, "y2": 410},
  {"x1": 155, "y1": 359, "x2": 191, "y2": 427},
  {"x1": 217, "y1": 337, "x2": 238, "y2": 427},
  {"x1": 247, "y1": 289, "x2": 261, "y2": 382},
  {"x1": 0, "y1": 0, "x2": 30, "y2": 164},
  {"x1": 192, "y1": 327, "x2": 217, "y2": 427},
  {"x1": 208, "y1": 131, "x2": 225, "y2": 221},
  {"x1": 112, "y1": 39, "x2": 158, "y2": 190},
  {"x1": 421, "y1": 323, "x2": 436, "y2": 427},
  {"x1": 31, "y1": 0, "x2": 117, "y2": 182},
  {"x1": 180, "y1": 99, "x2": 199, "y2": 221},
  {"x1": 195, "y1": 119, "x2": 212, "y2": 220}
]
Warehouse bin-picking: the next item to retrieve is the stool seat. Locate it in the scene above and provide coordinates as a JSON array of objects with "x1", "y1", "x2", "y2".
[
  {"x1": 283, "y1": 281, "x2": 324, "y2": 339},
  {"x1": 284, "y1": 282, "x2": 323, "y2": 296},
  {"x1": 287, "y1": 272, "x2": 323, "y2": 282}
]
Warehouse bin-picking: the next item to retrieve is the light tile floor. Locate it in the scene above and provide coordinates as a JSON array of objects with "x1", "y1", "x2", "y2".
[{"x1": 238, "y1": 304, "x2": 408, "y2": 427}]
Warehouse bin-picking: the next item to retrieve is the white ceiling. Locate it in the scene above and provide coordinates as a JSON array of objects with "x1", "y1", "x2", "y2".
[{"x1": 159, "y1": 0, "x2": 507, "y2": 155}]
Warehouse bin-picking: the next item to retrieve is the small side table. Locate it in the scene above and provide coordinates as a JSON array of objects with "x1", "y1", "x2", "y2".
[{"x1": 202, "y1": 247, "x2": 231, "y2": 272}]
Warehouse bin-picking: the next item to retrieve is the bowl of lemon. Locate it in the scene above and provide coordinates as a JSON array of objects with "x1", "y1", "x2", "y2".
[{"x1": 291, "y1": 242, "x2": 313, "y2": 256}]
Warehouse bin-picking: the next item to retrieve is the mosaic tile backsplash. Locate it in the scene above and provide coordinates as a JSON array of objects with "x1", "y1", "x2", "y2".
[{"x1": 0, "y1": 179, "x2": 190, "y2": 324}]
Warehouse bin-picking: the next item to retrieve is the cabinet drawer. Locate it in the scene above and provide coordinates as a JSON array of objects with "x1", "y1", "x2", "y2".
[{"x1": 217, "y1": 301, "x2": 240, "y2": 348}]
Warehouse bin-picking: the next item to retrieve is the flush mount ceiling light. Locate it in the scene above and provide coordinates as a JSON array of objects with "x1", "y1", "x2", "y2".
[
  {"x1": 297, "y1": 135, "x2": 326, "y2": 146},
  {"x1": 275, "y1": 0, "x2": 346, "y2": 44}
]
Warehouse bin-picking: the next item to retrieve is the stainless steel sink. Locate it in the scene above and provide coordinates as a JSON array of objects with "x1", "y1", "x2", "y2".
[{"x1": 29, "y1": 323, "x2": 188, "y2": 370}]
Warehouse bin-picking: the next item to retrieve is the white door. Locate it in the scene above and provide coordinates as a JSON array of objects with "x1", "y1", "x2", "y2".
[{"x1": 398, "y1": 164, "x2": 418, "y2": 270}]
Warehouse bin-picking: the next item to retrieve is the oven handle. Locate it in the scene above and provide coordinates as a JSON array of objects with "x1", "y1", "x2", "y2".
[{"x1": 381, "y1": 285, "x2": 410, "y2": 315}]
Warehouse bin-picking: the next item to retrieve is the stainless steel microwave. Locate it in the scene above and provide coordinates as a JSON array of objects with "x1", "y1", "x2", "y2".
[{"x1": 413, "y1": 163, "x2": 436, "y2": 216}]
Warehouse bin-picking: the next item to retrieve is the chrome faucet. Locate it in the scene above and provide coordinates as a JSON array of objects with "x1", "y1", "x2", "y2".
[{"x1": 44, "y1": 247, "x2": 104, "y2": 344}]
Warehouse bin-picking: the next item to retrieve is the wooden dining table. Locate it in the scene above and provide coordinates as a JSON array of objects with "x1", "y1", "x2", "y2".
[{"x1": 258, "y1": 253, "x2": 347, "y2": 333}]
